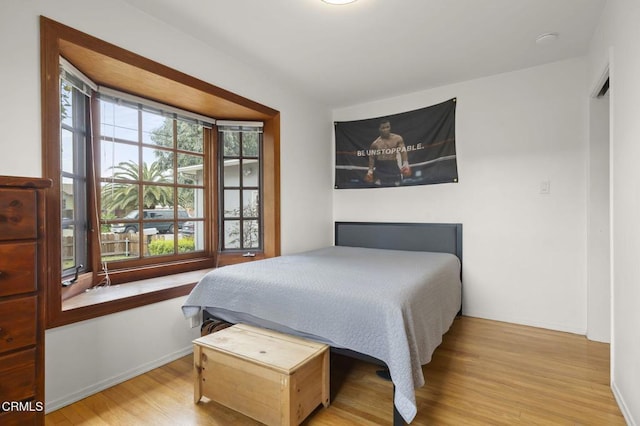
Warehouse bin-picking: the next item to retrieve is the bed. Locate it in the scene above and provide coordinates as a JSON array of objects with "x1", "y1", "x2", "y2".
[{"x1": 182, "y1": 222, "x2": 462, "y2": 425}]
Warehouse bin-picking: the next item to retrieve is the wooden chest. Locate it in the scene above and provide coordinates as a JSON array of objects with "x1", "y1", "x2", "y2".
[{"x1": 193, "y1": 324, "x2": 330, "y2": 425}]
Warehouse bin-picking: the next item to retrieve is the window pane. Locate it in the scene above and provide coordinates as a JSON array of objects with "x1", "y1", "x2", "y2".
[
  {"x1": 142, "y1": 112, "x2": 172, "y2": 146},
  {"x1": 61, "y1": 129, "x2": 74, "y2": 173},
  {"x1": 178, "y1": 187, "x2": 204, "y2": 218},
  {"x1": 142, "y1": 186, "x2": 173, "y2": 210},
  {"x1": 178, "y1": 220, "x2": 193, "y2": 236},
  {"x1": 100, "y1": 101, "x2": 138, "y2": 141},
  {"x1": 62, "y1": 224, "x2": 75, "y2": 270},
  {"x1": 142, "y1": 147, "x2": 174, "y2": 183},
  {"x1": 243, "y1": 220, "x2": 260, "y2": 249},
  {"x1": 242, "y1": 160, "x2": 259, "y2": 186},
  {"x1": 102, "y1": 183, "x2": 139, "y2": 219},
  {"x1": 243, "y1": 189, "x2": 259, "y2": 217},
  {"x1": 60, "y1": 81, "x2": 73, "y2": 127},
  {"x1": 177, "y1": 153, "x2": 203, "y2": 185},
  {"x1": 101, "y1": 233, "x2": 139, "y2": 262},
  {"x1": 61, "y1": 177, "x2": 74, "y2": 222},
  {"x1": 62, "y1": 174, "x2": 87, "y2": 274},
  {"x1": 224, "y1": 190, "x2": 240, "y2": 218},
  {"x1": 178, "y1": 234, "x2": 195, "y2": 253},
  {"x1": 148, "y1": 235, "x2": 175, "y2": 257},
  {"x1": 100, "y1": 141, "x2": 139, "y2": 179},
  {"x1": 223, "y1": 131, "x2": 240, "y2": 156},
  {"x1": 177, "y1": 121, "x2": 203, "y2": 153},
  {"x1": 242, "y1": 132, "x2": 259, "y2": 157},
  {"x1": 224, "y1": 220, "x2": 241, "y2": 249},
  {"x1": 223, "y1": 159, "x2": 240, "y2": 186},
  {"x1": 176, "y1": 229, "x2": 197, "y2": 254},
  {"x1": 179, "y1": 220, "x2": 204, "y2": 250}
]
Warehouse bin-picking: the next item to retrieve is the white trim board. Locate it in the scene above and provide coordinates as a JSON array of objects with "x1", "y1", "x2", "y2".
[{"x1": 612, "y1": 380, "x2": 637, "y2": 426}]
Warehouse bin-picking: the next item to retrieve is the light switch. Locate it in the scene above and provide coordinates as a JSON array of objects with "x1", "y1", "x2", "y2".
[{"x1": 540, "y1": 180, "x2": 551, "y2": 194}]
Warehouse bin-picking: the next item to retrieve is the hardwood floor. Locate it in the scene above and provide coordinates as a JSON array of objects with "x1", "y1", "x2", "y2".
[{"x1": 45, "y1": 317, "x2": 625, "y2": 425}]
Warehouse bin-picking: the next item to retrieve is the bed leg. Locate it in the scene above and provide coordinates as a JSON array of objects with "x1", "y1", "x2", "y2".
[
  {"x1": 393, "y1": 386, "x2": 405, "y2": 426},
  {"x1": 378, "y1": 369, "x2": 405, "y2": 425},
  {"x1": 376, "y1": 368, "x2": 391, "y2": 381}
]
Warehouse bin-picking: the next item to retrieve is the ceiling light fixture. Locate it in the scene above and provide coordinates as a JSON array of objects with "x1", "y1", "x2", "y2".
[
  {"x1": 535, "y1": 32, "x2": 559, "y2": 45},
  {"x1": 322, "y1": 0, "x2": 357, "y2": 4}
]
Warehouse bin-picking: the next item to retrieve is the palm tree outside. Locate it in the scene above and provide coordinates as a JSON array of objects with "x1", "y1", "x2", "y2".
[{"x1": 101, "y1": 160, "x2": 173, "y2": 216}]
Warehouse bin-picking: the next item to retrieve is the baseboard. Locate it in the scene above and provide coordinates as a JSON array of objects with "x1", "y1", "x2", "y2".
[
  {"x1": 45, "y1": 345, "x2": 193, "y2": 414},
  {"x1": 462, "y1": 310, "x2": 586, "y2": 335},
  {"x1": 612, "y1": 380, "x2": 637, "y2": 426}
]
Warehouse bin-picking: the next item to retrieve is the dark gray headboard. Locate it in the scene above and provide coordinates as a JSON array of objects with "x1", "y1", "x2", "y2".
[{"x1": 334, "y1": 222, "x2": 462, "y2": 264}]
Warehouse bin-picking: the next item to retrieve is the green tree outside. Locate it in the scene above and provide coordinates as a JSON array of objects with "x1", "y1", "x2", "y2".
[
  {"x1": 149, "y1": 118, "x2": 204, "y2": 210},
  {"x1": 101, "y1": 160, "x2": 172, "y2": 214}
]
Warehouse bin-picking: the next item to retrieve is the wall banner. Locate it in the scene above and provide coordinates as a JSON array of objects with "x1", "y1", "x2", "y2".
[{"x1": 334, "y1": 98, "x2": 458, "y2": 189}]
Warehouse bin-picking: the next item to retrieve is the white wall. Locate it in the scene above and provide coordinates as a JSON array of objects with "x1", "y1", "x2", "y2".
[
  {"x1": 0, "y1": 0, "x2": 333, "y2": 412},
  {"x1": 587, "y1": 93, "x2": 610, "y2": 343},
  {"x1": 588, "y1": 0, "x2": 640, "y2": 423},
  {"x1": 44, "y1": 297, "x2": 198, "y2": 411},
  {"x1": 333, "y1": 58, "x2": 589, "y2": 334}
]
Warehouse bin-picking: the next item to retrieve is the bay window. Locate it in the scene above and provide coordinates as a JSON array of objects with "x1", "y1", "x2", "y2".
[{"x1": 41, "y1": 16, "x2": 280, "y2": 327}]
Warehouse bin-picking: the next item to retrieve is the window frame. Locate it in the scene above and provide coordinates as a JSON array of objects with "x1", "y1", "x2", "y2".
[
  {"x1": 41, "y1": 16, "x2": 281, "y2": 328},
  {"x1": 219, "y1": 128, "x2": 264, "y2": 252},
  {"x1": 95, "y1": 93, "x2": 211, "y2": 269},
  {"x1": 60, "y1": 78, "x2": 90, "y2": 278}
]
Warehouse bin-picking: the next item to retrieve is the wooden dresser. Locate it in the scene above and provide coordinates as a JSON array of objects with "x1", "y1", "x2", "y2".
[{"x1": 0, "y1": 176, "x2": 51, "y2": 425}]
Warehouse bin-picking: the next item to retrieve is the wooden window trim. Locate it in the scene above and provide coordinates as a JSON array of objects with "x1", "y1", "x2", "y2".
[{"x1": 41, "y1": 16, "x2": 280, "y2": 328}]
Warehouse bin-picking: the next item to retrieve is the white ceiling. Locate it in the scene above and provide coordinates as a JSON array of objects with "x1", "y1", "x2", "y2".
[{"x1": 123, "y1": 0, "x2": 605, "y2": 108}]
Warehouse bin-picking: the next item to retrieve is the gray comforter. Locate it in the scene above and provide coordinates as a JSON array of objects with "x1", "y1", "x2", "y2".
[{"x1": 182, "y1": 246, "x2": 461, "y2": 423}]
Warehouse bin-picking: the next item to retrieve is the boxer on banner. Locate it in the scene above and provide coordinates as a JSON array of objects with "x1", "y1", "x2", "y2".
[{"x1": 364, "y1": 119, "x2": 411, "y2": 186}]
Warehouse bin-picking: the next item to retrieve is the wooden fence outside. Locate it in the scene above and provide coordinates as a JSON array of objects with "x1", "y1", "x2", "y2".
[{"x1": 62, "y1": 233, "x2": 153, "y2": 262}]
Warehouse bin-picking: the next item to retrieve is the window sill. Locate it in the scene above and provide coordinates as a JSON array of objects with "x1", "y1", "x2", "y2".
[
  {"x1": 62, "y1": 269, "x2": 212, "y2": 316},
  {"x1": 50, "y1": 254, "x2": 264, "y2": 328}
]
